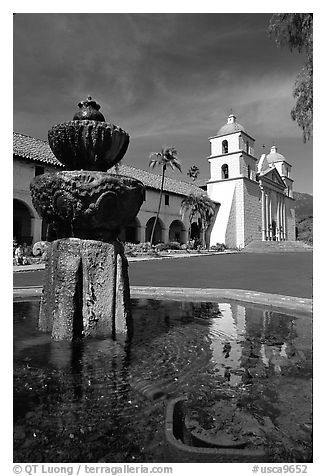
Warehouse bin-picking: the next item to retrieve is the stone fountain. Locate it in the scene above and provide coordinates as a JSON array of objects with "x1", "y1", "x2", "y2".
[{"x1": 30, "y1": 96, "x2": 144, "y2": 341}]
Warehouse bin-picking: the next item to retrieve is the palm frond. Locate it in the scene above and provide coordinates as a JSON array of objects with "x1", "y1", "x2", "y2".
[{"x1": 149, "y1": 151, "x2": 163, "y2": 168}]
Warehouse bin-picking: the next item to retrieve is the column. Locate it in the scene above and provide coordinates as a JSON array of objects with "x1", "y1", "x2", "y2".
[
  {"x1": 261, "y1": 188, "x2": 266, "y2": 241},
  {"x1": 280, "y1": 196, "x2": 284, "y2": 241},
  {"x1": 265, "y1": 193, "x2": 269, "y2": 240},
  {"x1": 31, "y1": 217, "x2": 42, "y2": 244},
  {"x1": 162, "y1": 227, "x2": 169, "y2": 244},
  {"x1": 276, "y1": 196, "x2": 280, "y2": 241},
  {"x1": 139, "y1": 225, "x2": 146, "y2": 243},
  {"x1": 283, "y1": 198, "x2": 287, "y2": 241},
  {"x1": 267, "y1": 193, "x2": 272, "y2": 240}
]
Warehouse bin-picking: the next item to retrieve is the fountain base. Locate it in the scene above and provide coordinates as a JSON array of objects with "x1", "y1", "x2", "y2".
[{"x1": 39, "y1": 238, "x2": 132, "y2": 340}]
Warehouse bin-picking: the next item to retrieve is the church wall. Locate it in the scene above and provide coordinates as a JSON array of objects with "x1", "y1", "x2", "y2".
[
  {"x1": 207, "y1": 180, "x2": 236, "y2": 246},
  {"x1": 209, "y1": 153, "x2": 241, "y2": 181},
  {"x1": 239, "y1": 134, "x2": 255, "y2": 156},
  {"x1": 225, "y1": 181, "x2": 244, "y2": 248},
  {"x1": 210, "y1": 133, "x2": 241, "y2": 157},
  {"x1": 240, "y1": 155, "x2": 257, "y2": 180},
  {"x1": 285, "y1": 197, "x2": 296, "y2": 241},
  {"x1": 243, "y1": 178, "x2": 262, "y2": 245}
]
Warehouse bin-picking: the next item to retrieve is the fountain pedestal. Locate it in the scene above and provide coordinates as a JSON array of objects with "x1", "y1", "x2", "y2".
[
  {"x1": 30, "y1": 96, "x2": 144, "y2": 340},
  {"x1": 39, "y1": 238, "x2": 132, "y2": 340}
]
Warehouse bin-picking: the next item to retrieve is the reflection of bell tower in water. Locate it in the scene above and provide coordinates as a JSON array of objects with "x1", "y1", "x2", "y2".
[{"x1": 206, "y1": 113, "x2": 296, "y2": 248}]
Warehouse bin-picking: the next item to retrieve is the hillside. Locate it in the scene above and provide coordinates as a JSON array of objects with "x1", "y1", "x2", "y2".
[
  {"x1": 293, "y1": 191, "x2": 313, "y2": 219},
  {"x1": 293, "y1": 192, "x2": 313, "y2": 244}
]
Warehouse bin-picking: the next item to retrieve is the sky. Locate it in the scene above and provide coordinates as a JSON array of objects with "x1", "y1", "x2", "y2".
[{"x1": 13, "y1": 12, "x2": 313, "y2": 193}]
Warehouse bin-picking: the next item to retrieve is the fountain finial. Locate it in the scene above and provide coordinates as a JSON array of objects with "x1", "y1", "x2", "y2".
[{"x1": 74, "y1": 95, "x2": 105, "y2": 121}]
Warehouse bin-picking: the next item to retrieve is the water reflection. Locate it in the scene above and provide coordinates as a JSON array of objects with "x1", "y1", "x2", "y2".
[{"x1": 13, "y1": 298, "x2": 312, "y2": 463}]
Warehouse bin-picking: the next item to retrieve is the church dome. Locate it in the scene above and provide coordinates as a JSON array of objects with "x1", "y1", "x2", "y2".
[
  {"x1": 266, "y1": 145, "x2": 285, "y2": 164},
  {"x1": 217, "y1": 113, "x2": 246, "y2": 136}
]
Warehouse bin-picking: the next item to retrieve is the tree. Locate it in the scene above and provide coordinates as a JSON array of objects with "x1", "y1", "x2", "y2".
[
  {"x1": 148, "y1": 146, "x2": 181, "y2": 245},
  {"x1": 181, "y1": 193, "x2": 215, "y2": 248},
  {"x1": 187, "y1": 165, "x2": 200, "y2": 182},
  {"x1": 268, "y1": 13, "x2": 313, "y2": 142}
]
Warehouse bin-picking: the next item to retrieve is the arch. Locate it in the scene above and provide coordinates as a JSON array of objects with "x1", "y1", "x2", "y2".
[
  {"x1": 246, "y1": 140, "x2": 250, "y2": 154},
  {"x1": 168, "y1": 219, "x2": 187, "y2": 244},
  {"x1": 13, "y1": 199, "x2": 34, "y2": 245},
  {"x1": 145, "y1": 217, "x2": 164, "y2": 244},
  {"x1": 222, "y1": 140, "x2": 228, "y2": 154},
  {"x1": 190, "y1": 222, "x2": 201, "y2": 242},
  {"x1": 221, "y1": 164, "x2": 229, "y2": 179},
  {"x1": 119, "y1": 217, "x2": 141, "y2": 243}
]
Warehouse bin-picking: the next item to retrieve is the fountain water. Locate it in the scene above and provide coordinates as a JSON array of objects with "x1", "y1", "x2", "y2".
[{"x1": 30, "y1": 97, "x2": 144, "y2": 340}]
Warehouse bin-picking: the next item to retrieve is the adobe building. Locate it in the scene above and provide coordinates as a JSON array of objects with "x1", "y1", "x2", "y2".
[
  {"x1": 13, "y1": 113, "x2": 296, "y2": 249},
  {"x1": 13, "y1": 132, "x2": 201, "y2": 246}
]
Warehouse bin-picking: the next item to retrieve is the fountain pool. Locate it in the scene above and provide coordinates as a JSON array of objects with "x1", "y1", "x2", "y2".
[{"x1": 13, "y1": 297, "x2": 312, "y2": 463}]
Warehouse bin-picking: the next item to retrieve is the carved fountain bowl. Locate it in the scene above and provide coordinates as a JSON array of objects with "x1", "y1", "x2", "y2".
[
  {"x1": 48, "y1": 120, "x2": 130, "y2": 171},
  {"x1": 30, "y1": 171, "x2": 145, "y2": 242}
]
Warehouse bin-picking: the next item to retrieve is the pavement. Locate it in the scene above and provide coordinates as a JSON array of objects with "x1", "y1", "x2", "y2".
[
  {"x1": 12, "y1": 250, "x2": 234, "y2": 273},
  {"x1": 13, "y1": 250, "x2": 313, "y2": 314}
]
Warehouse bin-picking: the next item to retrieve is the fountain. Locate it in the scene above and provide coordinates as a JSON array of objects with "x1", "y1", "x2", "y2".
[
  {"x1": 30, "y1": 96, "x2": 145, "y2": 340},
  {"x1": 14, "y1": 97, "x2": 311, "y2": 463}
]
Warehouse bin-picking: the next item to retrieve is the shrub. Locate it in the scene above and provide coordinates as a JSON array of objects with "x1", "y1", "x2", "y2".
[
  {"x1": 154, "y1": 241, "x2": 182, "y2": 251},
  {"x1": 167, "y1": 241, "x2": 182, "y2": 250},
  {"x1": 155, "y1": 243, "x2": 168, "y2": 251},
  {"x1": 210, "y1": 243, "x2": 227, "y2": 252}
]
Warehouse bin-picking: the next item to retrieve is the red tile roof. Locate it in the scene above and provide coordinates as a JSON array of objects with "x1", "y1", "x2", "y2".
[
  {"x1": 109, "y1": 164, "x2": 204, "y2": 197},
  {"x1": 13, "y1": 132, "x2": 63, "y2": 167},
  {"x1": 13, "y1": 132, "x2": 205, "y2": 197}
]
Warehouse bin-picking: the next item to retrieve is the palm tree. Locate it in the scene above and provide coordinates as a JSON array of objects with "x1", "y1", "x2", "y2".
[
  {"x1": 199, "y1": 194, "x2": 216, "y2": 248},
  {"x1": 187, "y1": 165, "x2": 200, "y2": 182},
  {"x1": 148, "y1": 146, "x2": 181, "y2": 245},
  {"x1": 181, "y1": 193, "x2": 215, "y2": 248}
]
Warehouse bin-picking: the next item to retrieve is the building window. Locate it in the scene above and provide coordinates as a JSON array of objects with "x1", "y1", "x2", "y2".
[
  {"x1": 222, "y1": 140, "x2": 228, "y2": 154},
  {"x1": 35, "y1": 165, "x2": 44, "y2": 176},
  {"x1": 221, "y1": 164, "x2": 229, "y2": 179},
  {"x1": 246, "y1": 141, "x2": 250, "y2": 154},
  {"x1": 247, "y1": 165, "x2": 251, "y2": 179},
  {"x1": 165, "y1": 194, "x2": 170, "y2": 206}
]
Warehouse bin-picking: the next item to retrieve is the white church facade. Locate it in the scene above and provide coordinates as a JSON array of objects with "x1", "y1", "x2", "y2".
[
  {"x1": 13, "y1": 113, "x2": 296, "y2": 249},
  {"x1": 206, "y1": 114, "x2": 295, "y2": 248}
]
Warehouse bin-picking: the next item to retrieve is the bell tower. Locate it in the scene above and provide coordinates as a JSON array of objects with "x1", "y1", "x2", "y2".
[
  {"x1": 208, "y1": 113, "x2": 257, "y2": 182},
  {"x1": 206, "y1": 113, "x2": 260, "y2": 248}
]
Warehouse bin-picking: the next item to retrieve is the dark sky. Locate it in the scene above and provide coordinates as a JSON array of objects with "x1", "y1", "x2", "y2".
[{"x1": 13, "y1": 13, "x2": 313, "y2": 193}]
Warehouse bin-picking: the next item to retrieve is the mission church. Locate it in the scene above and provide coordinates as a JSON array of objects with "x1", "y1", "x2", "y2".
[{"x1": 13, "y1": 113, "x2": 295, "y2": 249}]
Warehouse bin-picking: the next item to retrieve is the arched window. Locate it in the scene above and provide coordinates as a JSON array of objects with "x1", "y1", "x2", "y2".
[
  {"x1": 221, "y1": 164, "x2": 229, "y2": 179},
  {"x1": 222, "y1": 140, "x2": 228, "y2": 154},
  {"x1": 246, "y1": 141, "x2": 250, "y2": 154}
]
